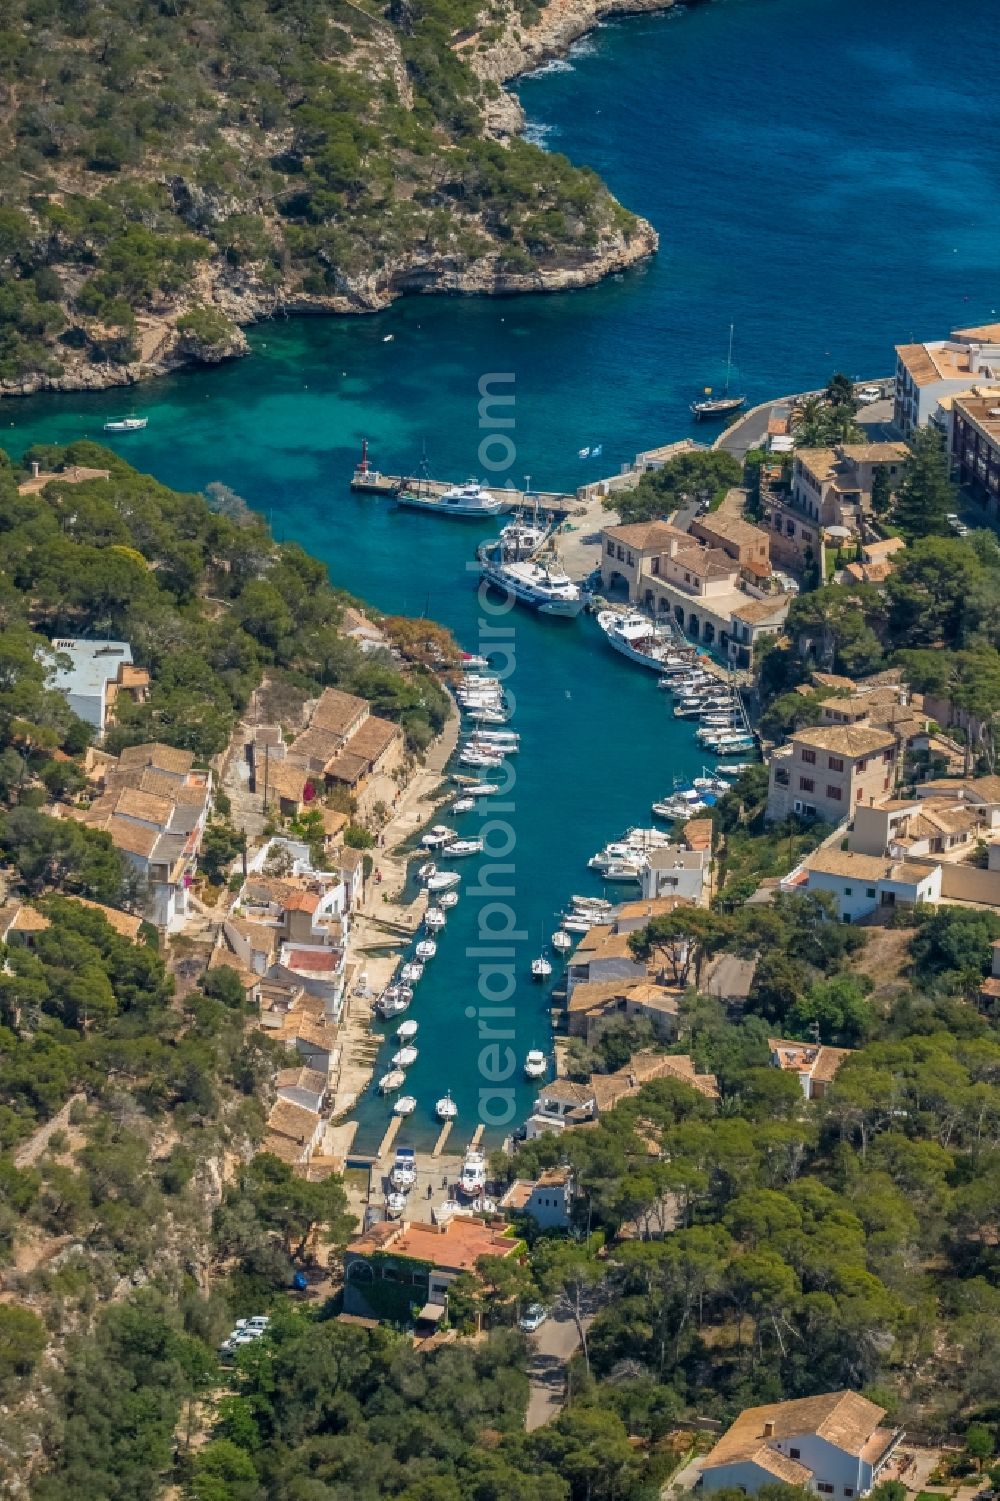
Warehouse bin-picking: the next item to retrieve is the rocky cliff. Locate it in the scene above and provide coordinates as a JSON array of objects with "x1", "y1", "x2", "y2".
[{"x1": 465, "y1": 0, "x2": 678, "y2": 87}]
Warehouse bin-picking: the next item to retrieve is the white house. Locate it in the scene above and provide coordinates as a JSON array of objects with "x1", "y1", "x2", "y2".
[
  {"x1": 500, "y1": 1167, "x2": 574, "y2": 1230},
  {"x1": 700, "y1": 1389, "x2": 902, "y2": 1497},
  {"x1": 782, "y1": 848, "x2": 941, "y2": 923}
]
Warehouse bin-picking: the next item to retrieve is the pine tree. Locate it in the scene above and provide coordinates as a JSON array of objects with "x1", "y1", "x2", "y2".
[{"x1": 892, "y1": 426, "x2": 956, "y2": 540}]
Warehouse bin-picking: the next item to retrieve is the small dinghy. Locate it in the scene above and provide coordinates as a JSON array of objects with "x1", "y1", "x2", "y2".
[{"x1": 439, "y1": 891, "x2": 459, "y2": 909}]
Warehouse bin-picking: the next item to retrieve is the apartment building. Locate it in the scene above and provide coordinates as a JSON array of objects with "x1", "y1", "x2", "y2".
[
  {"x1": 766, "y1": 724, "x2": 897, "y2": 825},
  {"x1": 600, "y1": 520, "x2": 690, "y2": 601},
  {"x1": 951, "y1": 391, "x2": 1000, "y2": 510},
  {"x1": 894, "y1": 322, "x2": 1000, "y2": 436}
]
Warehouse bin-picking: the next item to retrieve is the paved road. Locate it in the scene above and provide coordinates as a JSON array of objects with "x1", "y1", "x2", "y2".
[
  {"x1": 715, "y1": 393, "x2": 898, "y2": 458},
  {"x1": 525, "y1": 1294, "x2": 599, "y2": 1430}
]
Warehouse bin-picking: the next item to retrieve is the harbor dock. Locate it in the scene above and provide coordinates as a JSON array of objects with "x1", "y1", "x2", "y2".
[{"x1": 351, "y1": 472, "x2": 580, "y2": 518}]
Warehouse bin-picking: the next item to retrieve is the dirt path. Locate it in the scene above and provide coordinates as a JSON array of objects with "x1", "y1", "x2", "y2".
[{"x1": 14, "y1": 1094, "x2": 85, "y2": 1170}]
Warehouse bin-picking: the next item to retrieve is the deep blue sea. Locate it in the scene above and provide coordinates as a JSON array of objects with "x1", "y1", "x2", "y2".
[{"x1": 5, "y1": 0, "x2": 1000, "y2": 1149}]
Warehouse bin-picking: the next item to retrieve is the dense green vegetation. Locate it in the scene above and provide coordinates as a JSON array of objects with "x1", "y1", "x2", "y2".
[
  {"x1": 0, "y1": 442, "x2": 451, "y2": 766},
  {"x1": 609, "y1": 449, "x2": 743, "y2": 526},
  {"x1": 0, "y1": 0, "x2": 644, "y2": 382}
]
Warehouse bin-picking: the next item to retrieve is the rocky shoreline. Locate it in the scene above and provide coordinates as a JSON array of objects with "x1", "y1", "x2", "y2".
[{"x1": 1, "y1": 0, "x2": 678, "y2": 399}]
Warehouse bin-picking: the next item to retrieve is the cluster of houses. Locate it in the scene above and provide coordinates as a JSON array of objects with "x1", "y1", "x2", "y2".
[
  {"x1": 60, "y1": 741, "x2": 213, "y2": 930},
  {"x1": 762, "y1": 667, "x2": 1000, "y2": 926},
  {"x1": 251, "y1": 686, "x2": 405, "y2": 823}
]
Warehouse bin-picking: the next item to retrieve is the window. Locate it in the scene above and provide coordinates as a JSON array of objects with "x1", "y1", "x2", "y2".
[
  {"x1": 844, "y1": 887, "x2": 852, "y2": 896},
  {"x1": 857, "y1": 759, "x2": 867, "y2": 773},
  {"x1": 616, "y1": 545, "x2": 625, "y2": 561},
  {"x1": 826, "y1": 785, "x2": 842, "y2": 800},
  {"x1": 606, "y1": 541, "x2": 615, "y2": 556},
  {"x1": 866, "y1": 888, "x2": 876, "y2": 898},
  {"x1": 789, "y1": 1450, "x2": 800, "y2": 1461},
  {"x1": 845, "y1": 1490, "x2": 855, "y2": 1497},
  {"x1": 818, "y1": 1488, "x2": 834, "y2": 1496},
  {"x1": 828, "y1": 755, "x2": 844, "y2": 772},
  {"x1": 801, "y1": 749, "x2": 817, "y2": 765},
  {"x1": 626, "y1": 551, "x2": 635, "y2": 566},
  {"x1": 799, "y1": 777, "x2": 815, "y2": 793},
  {"x1": 651, "y1": 556, "x2": 660, "y2": 576}
]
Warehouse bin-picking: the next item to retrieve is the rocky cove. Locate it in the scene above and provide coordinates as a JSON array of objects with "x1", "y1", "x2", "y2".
[{"x1": 0, "y1": 0, "x2": 677, "y2": 398}]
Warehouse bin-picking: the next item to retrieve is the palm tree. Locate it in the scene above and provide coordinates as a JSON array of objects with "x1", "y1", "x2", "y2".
[{"x1": 791, "y1": 396, "x2": 826, "y2": 448}]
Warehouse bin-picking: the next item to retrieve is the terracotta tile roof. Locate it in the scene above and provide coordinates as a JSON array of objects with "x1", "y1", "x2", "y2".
[
  {"x1": 603, "y1": 520, "x2": 689, "y2": 552},
  {"x1": 730, "y1": 593, "x2": 791, "y2": 625},
  {"x1": 0, "y1": 902, "x2": 51, "y2": 938},
  {"x1": 282, "y1": 889, "x2": 322, "y2": 914},
  {"x1": 805, "y1": 848, "x2": 937, "y2": 884},
  {"x1": 863, "y1": 536, "x2": 907, "y2": 562},
  {"x1": 952, "y1": 321, "x2": 1000, "y2": 341},
  {"x1": 348, "y1": 1217, "x2": 518, "y2": 1274},
  {"x1": 614, "y1": 896, "x2": 690, "y2": 922},
  {"x1": 107, "y1": 816, "x2": 160, "y2": 859},
  {"x1": 340, "y1": 848, "x2": 365, "y2": 876},
  {"x1": 683, "y1": 817, "x2": 714, "y2": 852},
  {"x1": 703, "y1": 1390, "x2": 886, "y2": 1470},
  {"x1": 811, "y1": 671, "x2": 857, "y2": 692},
  {"x1": 285, "y1": 947, "x2": 339, "y2": 972},
  {"x1": 118, "y1": 742, "x2": 194, "y2": 777},
  {"x1": 289, "y1": 1018, "x2": 339, "y2": 1053},
  {"x1": 341, "y1": 715, "x2": 402, "y2": 761},
  {"x1": 286, "y1": 725, "x2": 341, "y2": 769},
  {"x1": 227, "y1": 917, "x2": 280, "y2": 958},
  {"x1": 792, "y1": 724, "x2": 896, "y2": 756},
  {"x1": 207, "y1": 946, "x2": 259, "y2": 991},
  {"x1": 625, "y1": 983, "x2": 681, "y2": 1014},
  {"x1": 970, "y1": 776, "x2": 1000, "y2": 802},
  {"x1": 322, "y1": 751, "x2": 370, "y2": 786},
  {"x1": 114, "y1": 787, "x2": 174, "y2": 826},
  {"x1": 321, "y1": 809, "x2": 349, "y2": 837},
  {"x1": 590, "y1": 1051, "x2": 718, "y2": 1110},
  {"x1": 65, "y1": 897, "x2": 143, "y2": 942},
  {"x1": 266, "y1": 761, "x2": 313, "y2": 803},
  {"x1": 769, "y1": 1038, "x2": 852, "y2": 1085},
  {"x1": 566, "y1": 979, "x2": 637, "y2": 1014},
  {"x1": 751, "y1": 1449, "x2": 814, "y2": 1486},
  {"x1": 536, "y1": 1079, "x2": 596, "y2": 1107},
  {"x1": 260, "y1": 1132, "x2": 307, "y2": 1165},
  {"x1": 266, "y1": 1098, "x2": 322, "y2": 1146},
  {"x1": 499, "y1": 1181, "x2": 534, "y2": 1210},
  {"x1": 276, "y1": 1066, "x2": 328, "y2": 1096},
  {"x1": 691, "y1": 513, "x2": 770, "y2": 549},
  {"x1": 310, "y1": 687, "x2": 369, "y2": 738}
]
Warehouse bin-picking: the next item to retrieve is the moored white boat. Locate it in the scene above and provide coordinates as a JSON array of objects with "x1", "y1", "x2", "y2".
[
  {"x1": 399, "y1": 961, "x2": 424, "y2": 984},
  {"x1": 415, "y1": 939, "x2": 437, "y2": 960},
  {"x1": 103, "y1": 415, "x2": 148, "y2": 432},
  {"x1": 596, "y1": 609, "x2": 681, "y2": 671},
  {"x1": 435, "y1": 1090, "x2": 458, "y2": 1121},
  {"x1": 392, "y1": 1045, "x2": 418, "y2": 1068},
  {"x1": 524, "y1": 1049, "x2": 547, "y2": 1080},
  {"x1": 480, "y1": 554, "x2": 583, "y2": 617},
  {"x1": 379, "y1": 1069, "x2": 406, "y2": 1093},
  {"x1": 376, "y1": 985, "x2": 413, "y2": 1018},
  {"x1": 451, "y1": 796, "x2": 476, "y2": 813},
  {"x1": 394, "y1": 1093, "x2": 417, "y2": 1116},
  {"x1": 552, "y1": 930, "x2": 573, "y2": 953},
  {"x1": 458, "y1": 1148, "x2": 487, "y2": 1197},
  {"x1": 424, "y1": 907, "x2": 446, "y2": 930},
  {"x1": 427, "y1": 869, "x2": 461, "y2": 891},
  {"x1": 397, "y1": 478, "x2": 504, "y2": 517},
  {"x1": 386, "y1": 1191, "x2": 407, "y2": 1217},
  {"x1": 531, "y1": 956, "x2": 552, "y2": 980},
  {"x1": 440, "y1": 837, "x2": 483, "y2": 857},
  {"x1": 422, "y1": 825, "x2": 457, "y2": 849},
  {"x1": 397, "y1": 1019, "x2": 419, "y2": 1041},
  {"x1": 439, "y1": 890, "x2": 459, "y2": 909}
]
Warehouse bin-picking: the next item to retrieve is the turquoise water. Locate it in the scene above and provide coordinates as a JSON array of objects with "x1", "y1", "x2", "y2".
[{"x1": 5, "y1": 0, "x2": 1000, "y2": 1148}]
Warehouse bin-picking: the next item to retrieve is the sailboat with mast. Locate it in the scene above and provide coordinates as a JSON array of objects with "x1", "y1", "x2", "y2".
[{"x1": 690, "y1": 324, "x2": 746, "y2": 421}]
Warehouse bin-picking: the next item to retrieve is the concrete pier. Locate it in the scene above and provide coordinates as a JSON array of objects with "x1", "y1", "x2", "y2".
[
  {"x1": 376, "y1": 1113, "x2": 402, "y2": 1166},
  {"x1": 431, "y1": 1120, "x2": 454, "y2": 1157}
]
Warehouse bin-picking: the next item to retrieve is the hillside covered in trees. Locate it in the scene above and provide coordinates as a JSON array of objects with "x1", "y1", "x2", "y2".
[{"x1": 0, "y1": 0, "x2": 654, "y2": 388}]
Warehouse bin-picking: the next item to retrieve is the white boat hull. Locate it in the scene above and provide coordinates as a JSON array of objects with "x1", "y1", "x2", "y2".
[
  {"x1": 397, "y1": 492, "x2": 505, "y2": 518},
  {"x1": 480, "y1": 563, "x2": 583, "y2": 617}
]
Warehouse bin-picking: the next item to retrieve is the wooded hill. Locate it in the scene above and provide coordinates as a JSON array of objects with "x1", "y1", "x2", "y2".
[{"x1": 0, "y1": 0, "x2": 647, "y2": 385}]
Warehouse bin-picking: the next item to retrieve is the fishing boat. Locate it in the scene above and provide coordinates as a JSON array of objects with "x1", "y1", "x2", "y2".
[
  {"x1": 440, "y1": 838, "x2": 483, "y2": 858},
  {"x1": 394, "y1": 1094, "x2": 417, "y2": 1116},
  {"x1": 552, "y1": 930, "x2": 573, "y2": 954},
  {"x1": 562, "y1": 914, "x2": 595, "y2": 933},
  {"x1": 458, "y1": 1148, "x2": 487, "y2": 1197},
  {"x1": 596, "y1": 609, "x2": 680, "y2": 671},
  {"x1": 589, "y1": 830, "x2": 670, "y2": 870},
  {"x1": 694, "y1": 773, "x2": 734, "y2": 793},
  {"x1": 480, "y1": 553, "x2": 584, "y2": 617},
  {"x1": 399, "y1": 961, "x2": 424, "y2": 985},
  {"x1": 424, "y1": 907, "x2": 447, "y2": 930},
  {"x1": 392, "y1": 1045, "x2": 419, "y2": 1069},
  {"x1": 379, "y1": 1069, "x2": 406, "y2": 1093},
  {"x1": 417, "y1": 860, "x2": 437, "y2": 883},
  {"x1": 531, "y1": 955, "x2": 553, "y2": 981},
  {"x1": 571, "y1": 895, "x2": 613, "y2": 912},
  {"x1": 421, "y1": 825, "x2": 456, "y2": 849},
  {"x1": 103, "y1": 416, "x2": 147, "y2": 432},
  {"x1": 465, "y1": 707, "x2": 509, "y2": 726},
  {"x1": 386, "y1": 1191, "x2": 407, "y2": 1218},
  {"x1": 451, "y1": 796, "x2": 476, "y2": 813},
  {"x1": 439, "y1": 890, "x2": 459, "y2": 909},
  {"x1": 468, "y1": 728, "x2": 520, "y2": 747},
  {"x1": 690, "y1": 324, "x2": 747, "y2": 420},
  {"x1": 460, "y1": 653, "x2": 491, "y2": 670},
  {"x1": 397, "y1": 477, "x2": 505, "y2": 517},
  {"x1": 524, "y1": 1049, "x2": 548, "y2": 1080},
  {"x1": 435, "y1": 1091, "x2": 458, "y2": 1121},
  {"x1": 602, "y1": 859, "x2": 645, "y2": 883},
  {"x1": 426, "y1": 869, "x2": 461, "y2": 891},
  {"x1": 376, "y1": 986, "x2": 412, "y2": 1018},
  {"x1": 496, "y1": 514, "x2": 548, "y2": 559},
  {"x1": 414, "y1": 939, "x2": 437, "y2": 960},
  {"x1": 653, "y1": 796, "x2": 708, "y2": 821},
  {"x1": 703, "y1": 733, "x2": 755, "y2": 755},
  {"x1": 397, "y1": 1019, "x2": 419, "y2": 1042}
]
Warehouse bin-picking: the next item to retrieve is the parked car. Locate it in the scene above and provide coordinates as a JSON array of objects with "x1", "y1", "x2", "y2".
[
  {"x1": 519, "y1": 1303, "x2": 549, "y2": 1333},
  {"x1": 857, "y1": 385, "x2": 882, "y2": 404}
]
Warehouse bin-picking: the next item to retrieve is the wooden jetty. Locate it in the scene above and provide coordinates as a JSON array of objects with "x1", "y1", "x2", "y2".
[
  {"x1": 431, "y1": 1120, "x2": 454, "y2": 1158},
  {"x1": 376, "y1": 1113, "x2": 402, "y2": 1166},
  {"x1": 350, "y1": 468, "x2": 578, "y2": 519}
]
